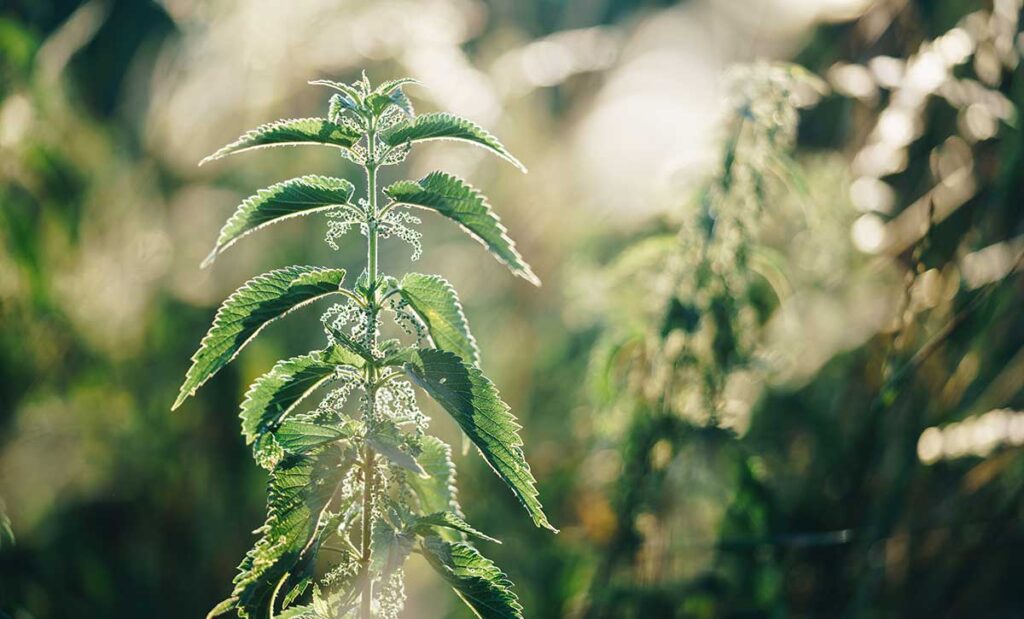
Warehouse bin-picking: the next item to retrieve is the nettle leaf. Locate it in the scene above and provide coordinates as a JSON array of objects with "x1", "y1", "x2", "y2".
[
  {"x1": 239, "y1": 356, "x2": 331, "y2": 445},
  {"x1": 371, "y1": 520, "x2": 415, "y2": 580},
  {"x1": 372, "y1": 77, "x2": 421, "y2": 96},
  {"x1": 421, "y1": 537, "x2": 524, "y2": 619},
  {"x1": 173, "y1": 266, "x2": 347, "y2": 410},
  {"x1": 411, "y1": 512, "x2": 500, "y2": 544},
  {"x1": 272, "y1": 418, "x2": 360, "y2": 458},
  {"x1": 398, "y1": 272, "x2": 480, "y2": 366},
  {"x1": 367, "y1": 421, "x2": 426, "y2": 477},
  {"x1": 398, "y1": 349, "x2": 556, "y2": 532},
  {"x1": 367, "y1": 78, "x2": 419, "y2": 117},
  {"x1": 409, "y1": 435, "x2": 462, "y2": 518},
  {"x1": 309, "y1": 79, "x2": 364, "y2": 106},
  {"x1": 381, "y1": 113, "x2": 527, "y2": 173},
  {"x1": 200, "y1": 119, "x2": 361, "y2": 165},
  {"x1": 239, "y1": 347, "x2": 362, "y2": 445},
  {"x1": 274, "y1": 509, "x2": 354, "y2": 614},
  {"x1": 386, "y1": 172, "x2": 539, "y2": 286},
  {"x1": 387, "y1": 88, "x2": 415, "y2": 117},
  {"x1": 204, "y1": 176, "x2": 356, "y2": 267},
  {"x1": 208, "y1": 451, "x2": 345, "y2": 619}
]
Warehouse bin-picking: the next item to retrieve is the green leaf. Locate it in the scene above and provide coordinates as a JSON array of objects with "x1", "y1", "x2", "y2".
[
  {"x1": 273, "y1": 418, "x2": 360, "y2": 458},
  {"x1": 398, "y1": 273, "x2": 480, "y2": 365},
  {"x1": 173, "y1": 266, "x2": 347, "y2": 410},
  {"x1": 421, "y1": 537, "x2": 524, "y2": 619},
  {"x1": 366, "y1": 78, "x2": 419, "y2": 117},
  {"x1": 411, "y1": 512, "x2": 500, "y2": 544},
  {"x1": 239, "y1": 353, "x2": 336, "y2": 445},
  {"x1": 238, "y1": 347, "x2": 362, "y2": 445},
  {"x1": 371, "y1": 520, "x2": 414, "y2": 579},
  {"x1": 309, "y1": 79, "x2": 364, "y2": 106},
  {"x1": 409, "y1": 435, "x2": 462, "y2": 518},
  {"x1": 200, "y1": 118, "x2": 361, "y2": 166},
  {"x1": 280, "y1": 576, "x2": 312, "y2": 610},
  {"x1": 372, "y1": 77, "x2": 421, "y2": 96},
  {"x1": 203, "y1": 175, "x2": 356, "y2": 267},
  {"x1": 387, "y1": 88, "x2": 415, "y2": 117},
  {"x1": 381, "y1": 113, "x2": 527, "y2": 173},
  {"x1": 367, "y1": 421, "x2": 426, "y2": 477},
  {"x1": 208, "y1": 451, "x2": 346, "y2": 619},
  {"x1": 386, "y1": 172, "x2": 539, "y2": 285},
  {"x1": 399, "y1": 349, "x2": 556, "y2": 532}
]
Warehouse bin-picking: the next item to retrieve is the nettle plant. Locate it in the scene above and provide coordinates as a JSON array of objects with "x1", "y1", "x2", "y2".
[{"x1": 173, "y1": 74, "x2": 555, "y2": 619}]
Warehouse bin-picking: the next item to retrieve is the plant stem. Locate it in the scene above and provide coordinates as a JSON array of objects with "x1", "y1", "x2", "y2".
[{"x1": 359, "y1": 118, "x2": 380, "y2": 619}]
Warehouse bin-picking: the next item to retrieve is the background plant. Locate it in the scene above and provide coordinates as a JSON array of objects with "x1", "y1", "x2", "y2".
[
  {"x1": 576, "y1": 61, "x2": 825, "y2": 617},
  {"x1": 570, "y1": 3, "x2": 1024, "y2": 616},
  {"x1": 173, "y1": 74, "x2": 554, "y2": 619}
]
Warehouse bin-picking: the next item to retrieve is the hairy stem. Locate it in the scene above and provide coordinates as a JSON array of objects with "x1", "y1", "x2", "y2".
[{"x1": 359, "y1": 117, "x2": 380, "y2": 619}]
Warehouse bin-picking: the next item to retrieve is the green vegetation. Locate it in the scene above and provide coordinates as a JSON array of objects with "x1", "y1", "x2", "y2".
[{"x1": 175, "y1": 75, "x2": 553, "y2": 618}]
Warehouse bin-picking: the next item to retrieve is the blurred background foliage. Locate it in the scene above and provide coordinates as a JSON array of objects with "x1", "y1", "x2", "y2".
[{"x1": 1, "y1": 0, "x2": 1022, "y2": 617}]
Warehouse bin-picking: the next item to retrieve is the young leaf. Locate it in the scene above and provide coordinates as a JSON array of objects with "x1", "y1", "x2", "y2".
[
  {"x1": 398, "y1": 349, "x2": 557, "y2": 532},
  {"x1": 387, "y1": 88, "x2": 415, "y2": 117},
  {"x1": 208, "y1": 451, "x2": 345, "y2": 619},
  {"x1": 386, "y1": 173, "x2": 539, "y2": 286},
  {"x1": 173, "y1": 266, "x2": 347, "y2": 410},
  {"x1": 411, "y1": 511, "x2": 500, "y2": 544},
  {"x1": 309, "y1": 79, "x2": 364, "y2": 105},
  {"x1": 381, "y1": 113, "x2": 527, "y2": 173},
  {"x1": 364, "y1": 78, "x2": 419, "y2": 117},
  {"x1": 200, "y1": 118, "x2": 362, "y2": 165},
  {"x1": 398, "y1": 272, "x2": 480, "y2": 365},
  {"x1": 372, "y1": 77, "x2": 421, "y2": 96},
  {"x1": 203, "y1": 175, "x2": 357, "y2": 267},
  {"x1": 421, "y1": 537, "x2": 524, "y2": 619}
]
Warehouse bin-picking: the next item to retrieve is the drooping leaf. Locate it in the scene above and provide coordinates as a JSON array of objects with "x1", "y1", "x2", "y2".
[
  {"x1": 386, "y1": 172, "x2": 539, "y2": 285},
  {"x1": 203, "y1": 176, "x2": 356, "y2": 267},
  {"x1": 409, "y1": 435, "x2": 462, "y2": 518},
  {"x1": 173, "y1": 266, "x2": 347, "y2": 410},
  {"x1": 367, "y1": 421, "x2": 426, "y2": 477},
  {"x1": 411, "y1": 512, "x2": 500, "y2": 544},
  {"x1": 381, "y1": 113, "x2": 527, "y2": 173},
  {"x1": 200, "y1": 118, "x2": 361, "y2": 165},
  {"x1": 371, "y1": 520, "x2": 414, "y2": 580},
  {"x1": 398, "y1": 272, "x2": 480, "y2": 365},
  {"x1": 397, "y1": 349, "x2": 556, "y2": 532},
  {"x1": 238, "y1": 347, "x2": 362, "y2": 445},
  {"x1": 207, "y1": 452, "x2": 346, "y2": 619},
  {"x1": 421, "y1": 537, "x2": 524, "y2": 619}
]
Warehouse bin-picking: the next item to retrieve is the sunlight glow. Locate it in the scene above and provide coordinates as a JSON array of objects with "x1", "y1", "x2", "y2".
[{"x1": 919, "y1": 409, "x2": 1024, "y2": 464}]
